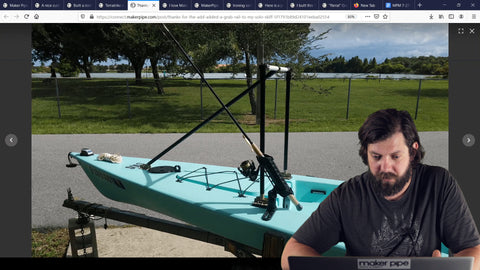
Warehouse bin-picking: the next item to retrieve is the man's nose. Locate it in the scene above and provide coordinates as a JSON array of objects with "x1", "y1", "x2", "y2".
[{"x1": 380, "y1": 157, "x2": 393, "y2": 172}]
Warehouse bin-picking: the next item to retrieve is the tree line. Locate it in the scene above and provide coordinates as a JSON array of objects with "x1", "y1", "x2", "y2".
[{"x1": 304, "y1": 55, "x2": 448, "y2": 77}]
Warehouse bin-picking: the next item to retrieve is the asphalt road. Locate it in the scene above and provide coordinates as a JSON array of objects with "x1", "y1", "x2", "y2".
[{"x1": 32, "y1": 132, "x2": 448, "y2": 228}]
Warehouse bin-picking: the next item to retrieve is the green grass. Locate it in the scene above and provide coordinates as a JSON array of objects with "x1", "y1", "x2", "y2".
[
  {"x1": 32, "y1": 77, "x2": 448, "y2": 134},
  {"x1": 32, "y1": 227, "x2": 70, "y2": 257}
]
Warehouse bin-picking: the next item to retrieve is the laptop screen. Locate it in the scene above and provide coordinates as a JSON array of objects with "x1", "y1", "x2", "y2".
[{"x1": 288, "y1": 256, "x2": 474, "y2": 270}]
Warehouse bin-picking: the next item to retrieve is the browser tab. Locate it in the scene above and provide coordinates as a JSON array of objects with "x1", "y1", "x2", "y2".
[
  {"x1": 318, "y1": 0, "x2": 349, "y2": 10},
  {"x1": 65, "y1": 0, "x2": 96, "y2": 10},
  {"x1": 287, "y1": 0, "x2": 318, "y2": 10},
  {"x1": 32, "y1": 0, "x2": 63, "y2": 10},
  {"x1": 383, "y1": 0, "x2": 414, "y2": 10},
  {"x1": 352, "y1": 0, "x2": 383, "y2": 10},
  {"x1": 160, "y1": 0, "x2": 191, "y2": 10},
  {"x1": 255, "y1": 0, "x2": 288, "y2": 10},
  {"x1": 224, "y1": 0, "x2": 255, "y2": 10},
  {"x1": 191, "y1": 0, "x2": 223, "y2": 10},
  {"x1": 1, "y1": 0, "x2": 31, "y2": 10},
  {"x1": 128, "y1": 0, "x2": 158, "y2": 11},
  {"x1": 97, "y1": 0, "x2": 128, "y2": 10}
]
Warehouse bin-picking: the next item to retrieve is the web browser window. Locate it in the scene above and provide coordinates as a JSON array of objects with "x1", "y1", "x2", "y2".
[{"x1": 1, "y1": 0, "x2": 479, "y2": 264}]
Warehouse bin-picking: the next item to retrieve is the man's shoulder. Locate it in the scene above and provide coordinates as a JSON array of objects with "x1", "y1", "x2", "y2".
[
  {"x1": 414, "y1": 163, "x2": 456, "y2": 190},
  {"x1": 337, "y1": 171, "x2": 371, "y2": 193},
  {"x1": 415, "y1": 163, "x2": 451, "y2": 179}
]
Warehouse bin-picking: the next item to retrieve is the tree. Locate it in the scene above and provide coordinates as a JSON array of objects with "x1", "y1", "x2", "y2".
[
  {"x1": 32, "y1": 24, "x2": 64, "y2": 77},
  {"x1": 60, "y1": 24, "x2": 113, "y2": 79}
]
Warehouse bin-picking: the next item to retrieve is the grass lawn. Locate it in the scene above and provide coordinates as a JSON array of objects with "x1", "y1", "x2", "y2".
[
  {"x1": 32, "y1": 77, "x2": 448, "y2": 134},
  {"x1": 31, "y1": 227, "x2": 69, "y2": 257}
]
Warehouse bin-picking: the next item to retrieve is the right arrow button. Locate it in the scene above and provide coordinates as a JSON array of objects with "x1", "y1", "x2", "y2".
[{"x1": 462, "y1": 133, "x2": 476, "y2": 147}]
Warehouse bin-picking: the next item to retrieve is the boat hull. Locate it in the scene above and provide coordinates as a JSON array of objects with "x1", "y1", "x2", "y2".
[{"x1": 70, "y1": 152, "x2": 346, "y2": 255}]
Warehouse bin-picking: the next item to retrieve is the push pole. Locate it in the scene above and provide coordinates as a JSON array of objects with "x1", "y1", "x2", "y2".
[
  {"x1": 346, "y1": 77, "x2": 352, "y2": 119},
  {"x1": 283, "y1": 70, "x2": 291, "y2": 176},
  {"x1": 259, "y1": 64, "x2": 266, "y2": 199}
]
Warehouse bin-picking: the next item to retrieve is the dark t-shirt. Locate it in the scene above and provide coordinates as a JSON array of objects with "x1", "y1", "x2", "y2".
[{"x1": 293, "y1": 164, "x2": 480, "y2": 256}]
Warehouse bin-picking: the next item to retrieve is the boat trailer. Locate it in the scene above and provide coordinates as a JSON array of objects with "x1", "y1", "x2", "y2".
[{"x1": 62, "y1": 188, "x2": 287, "y2": 258}]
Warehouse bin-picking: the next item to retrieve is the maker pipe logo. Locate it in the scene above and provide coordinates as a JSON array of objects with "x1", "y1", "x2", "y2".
[{"x1": 357, "y1": 259, "x2": 411, "y2": 269}]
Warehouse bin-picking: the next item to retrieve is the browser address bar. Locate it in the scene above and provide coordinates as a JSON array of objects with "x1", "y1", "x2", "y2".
[{"x1": 80, "y1": 11, "x2": 349, "y2": 23}]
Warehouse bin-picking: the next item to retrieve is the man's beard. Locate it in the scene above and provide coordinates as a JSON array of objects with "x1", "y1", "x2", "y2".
[{"x1": 370, "y1": 164, "x2": 412, "y2": 197}]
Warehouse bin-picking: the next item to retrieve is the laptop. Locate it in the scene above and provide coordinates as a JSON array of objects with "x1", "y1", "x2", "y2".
[{"x1": 288, "y1": 256, "x2": 474, "y2": 270}]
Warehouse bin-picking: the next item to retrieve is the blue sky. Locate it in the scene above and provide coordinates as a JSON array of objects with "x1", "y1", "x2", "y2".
[
  {"x1": 34, "y1": 24, "x2": 449, "y2": 67},
  {"x1": 309, "y1": 24, "x2": 449, "y2": 63}
]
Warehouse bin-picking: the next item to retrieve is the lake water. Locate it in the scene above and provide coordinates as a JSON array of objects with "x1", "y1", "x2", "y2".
[{"x1": 31, "y1": 72, "x2": 437, "y2": 80}]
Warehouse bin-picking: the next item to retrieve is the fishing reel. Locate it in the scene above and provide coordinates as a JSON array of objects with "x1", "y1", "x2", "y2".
[{"x1": 238, "y1": 160, "x2": 259, "y2": 181}]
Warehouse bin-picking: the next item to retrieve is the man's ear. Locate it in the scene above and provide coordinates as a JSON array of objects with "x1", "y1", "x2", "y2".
[
  {"x1": 412, "y1": 141, "x2": 419, "y2": 150},
  {"x1": 410, "y1": 141, "x2": 419, "y2": 161}
]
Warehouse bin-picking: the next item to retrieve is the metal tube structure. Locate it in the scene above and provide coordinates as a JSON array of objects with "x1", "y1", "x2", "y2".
[
  {"x1": 267, "y1": 65, "x2": 290, "y2": 73},
  {"x1": 259, "y1": 64, "x2": 266, "y2": 197},
  {"x1": 284, "y1": 70, "x2": 292, "y2": 173},
  {"x1": 144, "y1": 71, "x2": 277, "y2": 168}
]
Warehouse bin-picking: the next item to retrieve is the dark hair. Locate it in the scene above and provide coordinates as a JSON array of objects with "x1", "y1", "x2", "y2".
[{"x1": 358, "y1": 109, "x2": 425, "y2": 166}]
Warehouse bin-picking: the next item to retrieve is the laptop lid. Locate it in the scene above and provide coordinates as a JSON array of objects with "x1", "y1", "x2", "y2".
[{"x1": 288, "y1": 256, "x2": 474, "y2": 270}]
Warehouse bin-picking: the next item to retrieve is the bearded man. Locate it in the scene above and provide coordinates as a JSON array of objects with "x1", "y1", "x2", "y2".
[{"x1": 281, "y1": 109, "x2": 480, "y2": 270}]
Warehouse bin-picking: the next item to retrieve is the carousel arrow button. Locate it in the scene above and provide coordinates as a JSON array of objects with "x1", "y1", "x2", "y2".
[
  {"x1": 5, "y1": 134, "x2": 17, "y2": 147},
  {"x1": 462, "y1": 133, "x2": 475, "y2": 147}
]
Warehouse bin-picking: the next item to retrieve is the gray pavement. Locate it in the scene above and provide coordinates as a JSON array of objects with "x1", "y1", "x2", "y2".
[{"x1": 32, "y1": 132, "x2": 448, "y2": 228}]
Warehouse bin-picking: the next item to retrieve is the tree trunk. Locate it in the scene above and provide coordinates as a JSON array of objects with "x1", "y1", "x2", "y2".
[
  {"x1": 50, "y1": 66, "x2": 57, "y2": 78},
  {"x1": 245, "y1": 49, "x2": 256, "y2": 115},
  {"x1": 150, "y1": 57, "x2": 165, "y2": 95},
  {"x1": 130, "y1": 57, "x2": 145, "y2": 84},
  {"x1": 134, "y1": 67, "x2": 142, "y2": 84},
  {"x1": 82, "y1": 56, "x2": 91, "y2": 79}
]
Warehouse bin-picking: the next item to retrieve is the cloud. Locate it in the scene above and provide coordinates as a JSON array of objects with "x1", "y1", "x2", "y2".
[{"x1": 310, "y1": 23, "x2": 448, "y2": 62}]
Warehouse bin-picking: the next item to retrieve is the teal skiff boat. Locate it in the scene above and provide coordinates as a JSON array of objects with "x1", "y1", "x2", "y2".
[{"x1": 68, "y1": 151, "x2": 346, "y2": 255}]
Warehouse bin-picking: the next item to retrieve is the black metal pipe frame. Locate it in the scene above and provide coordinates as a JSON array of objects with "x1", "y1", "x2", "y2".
[
  {"x1": 140, "y1": 24, "x2": 276, "y2": 170},
  {"x1": 259, "y1": 64, "x2": 266, "y2": 197},
  {"x1": 284, "y1": 70, "x2": 292, "y2": 173},
  {"x1": 258, "y1": 65, "x2": 293, "y2": 194},
  {"x1": 142, "y1": 70, "x2": 277, "y2": 169}
]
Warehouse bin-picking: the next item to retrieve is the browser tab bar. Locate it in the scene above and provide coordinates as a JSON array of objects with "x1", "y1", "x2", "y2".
[{"x1": 2, "y1": 0, "x2": 480, "y2": 10}]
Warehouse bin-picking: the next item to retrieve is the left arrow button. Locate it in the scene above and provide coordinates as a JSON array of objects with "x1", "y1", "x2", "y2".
[{"x1": 5, "y1": 134, "x2": 18, "y2": 147}]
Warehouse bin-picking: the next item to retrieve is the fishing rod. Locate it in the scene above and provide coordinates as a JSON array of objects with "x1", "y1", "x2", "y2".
[{"x1": 147, "y1": 24, "x2": 302, "y2": 211}]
